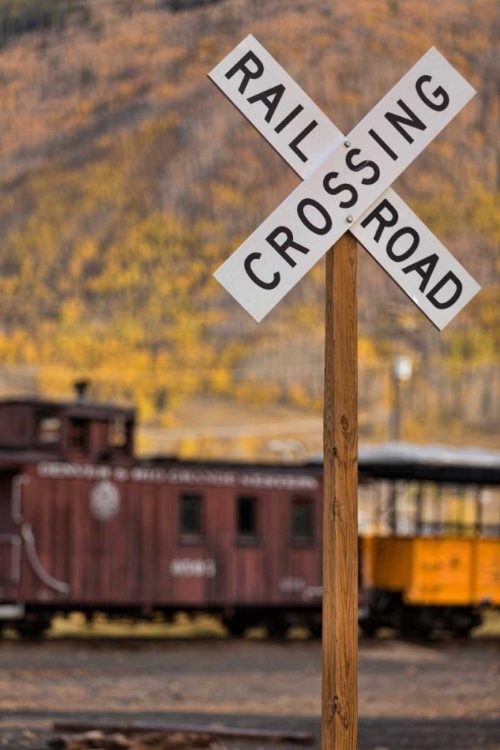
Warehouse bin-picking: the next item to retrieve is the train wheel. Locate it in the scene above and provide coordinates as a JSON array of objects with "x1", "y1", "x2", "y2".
[
  {"x1": 449, "y1": 608, "x2": 481, "y2": 639},
  {"x1": 14, "y1": 614, "x2": 52, "y2": 640},
  {"x1": 452, "y1": 626, "x2": 473, "y2": 639},
  {"x1": 359, "y1": 620, "x2": 379, "y2": 638},
  {"x1": 399, "y1": 607, "x2": 431, "y2": 641},
  {"x1": 266, "y1": 617, "x2": 287, "y2": 639},
  {"x1": 309, "y1": 622, "x2": 322, "y2": 639},
  {"x1": 224, "y1": 617, "x2": 247, "y2": 638}
]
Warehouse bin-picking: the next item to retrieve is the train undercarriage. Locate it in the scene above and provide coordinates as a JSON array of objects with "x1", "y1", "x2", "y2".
[
  {"x1": 0, "y1": 598, "x2": 486, "y2": 640},
  {"x1": 0, "y1": 602, "x2": 325, "y2": 640},
  {"x1": 359, "y1": 589, "x2": 483, "y2": 639}
]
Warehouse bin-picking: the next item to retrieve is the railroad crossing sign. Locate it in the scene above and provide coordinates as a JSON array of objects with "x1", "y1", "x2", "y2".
[
  {"x1": 207, "y1": 37, "x2": 479, "y2": 750},
  {"x1": 210, "y1": 35, "x2": 480, "y2": 329}
]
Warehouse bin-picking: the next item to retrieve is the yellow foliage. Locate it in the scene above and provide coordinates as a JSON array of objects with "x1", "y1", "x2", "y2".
[{"x1": 0, "y1": 0, "x2": 497, "y2": 435}]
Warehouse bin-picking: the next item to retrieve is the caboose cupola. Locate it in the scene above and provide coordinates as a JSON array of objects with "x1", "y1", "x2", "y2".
[{"x1": 0, "y1": 393, "x2": 135, "y2": 465}]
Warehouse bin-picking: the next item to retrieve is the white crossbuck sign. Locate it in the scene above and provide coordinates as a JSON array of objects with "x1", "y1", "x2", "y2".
[{"x1": 210, "y1": 36, "x2": 481, "y2": 329}]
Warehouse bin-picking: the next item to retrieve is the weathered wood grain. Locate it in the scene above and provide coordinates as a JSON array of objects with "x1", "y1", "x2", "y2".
[{"x1": 322, "y1": 231, "x2": 358, "y2": 749}]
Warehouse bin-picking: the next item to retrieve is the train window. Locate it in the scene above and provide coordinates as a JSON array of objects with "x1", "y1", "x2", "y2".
[
  {"x1": 69, "y1": 418, "x2": 89, "y2": 450},
  {"x1": 36, "y1": 413, "x2": 61, "y2": 446},
  {"x1": 108, "y1": 417, "x2": 127, "y2": 448},
  {"x1": 291, "y1": 498, "x2": 314, "y2": 546},
  {"x1": 180, "y1": 493, "x2": 203, "y2": 537},
  {"x1": 236, "y1": 495, "x2": 259, "y2": 543}
]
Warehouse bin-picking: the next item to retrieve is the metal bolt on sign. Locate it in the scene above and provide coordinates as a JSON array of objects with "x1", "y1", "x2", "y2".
[{"x1": 207, "y1": 35, "x2": 480, "y2": 749}]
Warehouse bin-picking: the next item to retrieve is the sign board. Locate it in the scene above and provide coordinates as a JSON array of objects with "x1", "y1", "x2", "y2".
[
  {"x1": 354, "y1": 189, "x2": 480, "y2": 328},
  {"x1": 209, "y1": 35, "x2": 344, "y2": 179},
  {"x1": 210, "y1": 38, "x2": 479, "y2": 327}
]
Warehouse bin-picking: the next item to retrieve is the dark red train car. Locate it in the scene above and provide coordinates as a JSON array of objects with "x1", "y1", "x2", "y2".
[{"x1": 0, "y1": 393, "x2": 325, "y2": 637}]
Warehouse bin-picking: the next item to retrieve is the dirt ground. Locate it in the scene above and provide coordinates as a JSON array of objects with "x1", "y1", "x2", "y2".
[{"x1": 0, "y1": 636, "x2": 498, "y2": 750}]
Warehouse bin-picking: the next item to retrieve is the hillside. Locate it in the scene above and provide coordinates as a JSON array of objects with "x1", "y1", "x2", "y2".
[{"x1": 0, "y1": 0, "x2": 498, "y2": 453}]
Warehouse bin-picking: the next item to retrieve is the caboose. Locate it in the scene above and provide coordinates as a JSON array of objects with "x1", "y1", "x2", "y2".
[{"x1": 0, "y1": 388, "x2": 326, "y2": 637}]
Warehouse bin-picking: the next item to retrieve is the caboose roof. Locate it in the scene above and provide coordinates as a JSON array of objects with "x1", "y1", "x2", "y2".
[
  {"x1": 0, "y1": 397, "x2": 135, "y2": 420},
  {"x1": 0, "y1": 448, "x2": 62, "y2": 469}
]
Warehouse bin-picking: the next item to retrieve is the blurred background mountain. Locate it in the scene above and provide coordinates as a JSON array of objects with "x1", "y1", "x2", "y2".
[{"x1": 0, "y1": 0, "x2": 498, "y2": 457}]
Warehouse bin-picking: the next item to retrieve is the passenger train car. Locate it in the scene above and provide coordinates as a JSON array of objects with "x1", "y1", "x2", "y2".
[
  {"x1": 0, "y1": 393, "x2": 498, "y2": 638},
  {"x1": 355, "y1": 443, "x2": 500, "y2": 637}
]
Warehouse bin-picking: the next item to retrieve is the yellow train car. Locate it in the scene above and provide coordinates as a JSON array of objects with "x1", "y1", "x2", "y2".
[
  {"x1": 357, "y1": 444, "x2": 500, "y2": 637},
  {"x1": 365, "y1": 536, "x2": 500, "y2": 607}
]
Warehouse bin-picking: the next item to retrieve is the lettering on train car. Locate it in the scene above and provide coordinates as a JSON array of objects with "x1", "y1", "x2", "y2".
[
  {"x1": 169, "y1": 559, "x2": 217, "y2": 578},
  {"x1": 36, "y1": 462, "x2": 319, "y2": 490},
  {"x1": 166, "y1": 468, "x2": 239, "y2": 486},
  {"x1": 239, "y1": 472, "x2": 318, "y2": 490}
]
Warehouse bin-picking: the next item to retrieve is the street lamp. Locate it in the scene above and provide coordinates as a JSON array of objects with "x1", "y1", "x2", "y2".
[
  {"x1": 391, "y1": 355, "x2": 413, "y2": 441},
  {"x1": 388, "y1": 355, "x2": 413, "y2": 533}
]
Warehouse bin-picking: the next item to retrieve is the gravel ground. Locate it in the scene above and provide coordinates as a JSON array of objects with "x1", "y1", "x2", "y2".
[{"x1": 0, "y1": 637, "x2": 498, "y2": 750}]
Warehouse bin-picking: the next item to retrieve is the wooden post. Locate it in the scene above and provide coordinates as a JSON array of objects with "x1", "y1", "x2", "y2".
[{"x1": 322, "y1": 231, "x2": 358, "y2": 749}]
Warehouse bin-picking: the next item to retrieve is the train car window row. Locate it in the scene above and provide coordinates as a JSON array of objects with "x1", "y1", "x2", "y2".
[
  {"x1": 358, "y1": 478, "x2": 500, "y2": 537},
  {"x1": 175, "y1": 493, "x2": 317, "y2": 547}
]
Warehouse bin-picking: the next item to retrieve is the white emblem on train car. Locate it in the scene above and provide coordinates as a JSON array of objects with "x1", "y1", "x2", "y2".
[
  {"x1": 90, "y1": 480, "x2": 120, "y2": 521},
  {"x1": 170, "y1": 558, "x2": 217, "y2": 578}
]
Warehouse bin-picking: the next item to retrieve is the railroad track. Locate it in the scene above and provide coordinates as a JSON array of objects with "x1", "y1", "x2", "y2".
[{"x1": 1, "y1": 633, "x2": 499, "y2": 648}]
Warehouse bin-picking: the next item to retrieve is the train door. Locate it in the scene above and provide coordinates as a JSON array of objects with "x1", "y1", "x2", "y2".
[
  {"x1": 233, "y1": 493, "x2": 266, "y2": 604},
  {"x1": 0, "y1": 473, "x2": 22, "y2": 604}
]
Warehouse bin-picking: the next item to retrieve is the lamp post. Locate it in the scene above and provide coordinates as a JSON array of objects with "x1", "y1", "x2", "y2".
[
  {"x1": 391, "y1": 355, "x2": 413, "y2": 441},
  {"x1": 388, "y1": 355, "x2": 413, "y2": 532}
]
